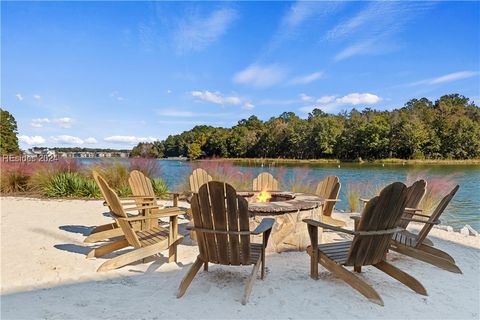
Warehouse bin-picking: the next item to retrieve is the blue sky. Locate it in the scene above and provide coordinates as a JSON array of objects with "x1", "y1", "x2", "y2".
[{"x1": 2, "y1": 1, "x2": 479, "y2": 149}]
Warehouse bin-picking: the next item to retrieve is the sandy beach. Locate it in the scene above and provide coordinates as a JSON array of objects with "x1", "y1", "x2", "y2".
[{"x1": 1, "y1": 196, "x2": 479, "y2": 319}]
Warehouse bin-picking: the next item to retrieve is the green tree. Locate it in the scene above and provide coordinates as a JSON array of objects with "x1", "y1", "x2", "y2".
[
  {"x1": 0, "y1": 108, "x2": 20, "y2": 155},
  {"x1": 187, "y1": 142, "x2": 202, "y2": 160}
]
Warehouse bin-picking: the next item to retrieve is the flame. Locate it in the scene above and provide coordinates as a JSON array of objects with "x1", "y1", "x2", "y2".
[{"x1": 256, "y1": 190, "x2": 272, "y2": 203}]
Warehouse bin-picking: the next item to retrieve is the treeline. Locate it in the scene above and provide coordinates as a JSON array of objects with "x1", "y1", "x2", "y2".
[
  {"x1": 51, "y1": 147, "x2": 131, "y2": 153},
  {"x1": 131, "y1": 94, "x2": 480, "y2": 160}
]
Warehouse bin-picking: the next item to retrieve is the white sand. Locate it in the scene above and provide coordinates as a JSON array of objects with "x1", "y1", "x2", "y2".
[{"x1": 1, "y1": 197, "x2": 479, "y2": 319}]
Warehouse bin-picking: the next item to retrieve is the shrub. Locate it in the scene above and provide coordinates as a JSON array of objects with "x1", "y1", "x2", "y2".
[
  {"x1": 345, "y1": 182, "x2": 363, "y2": 212},
  {"x1": 80, "y1": 179, "x2": 101, "y2": 198},
  {"x1": 0, "y1": 161, "x2": 43, "y2": 193},
  {"x1": 88, "y1": 160, "x2": 130, "y2": 191},
  {"x1": 406, "y1": 171, "x2": 458, "y2": 215},
  {"x1": 129, "y1": 158, "x2": 161, "y2": 178},
  {"x1": 152, "y1": 178, "x2": 169, "y2": 197},
  {"x1": 45, "y1": 172, "x2": 85, "y2": 197},
  {"x1": 1, "y1": 169, "x2": 30, "y2": 193}
]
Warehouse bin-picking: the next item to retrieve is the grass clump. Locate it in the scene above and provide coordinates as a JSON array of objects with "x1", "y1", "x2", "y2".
[
  {"x1": 152, "y1": 178, "x2": 169, "y2": 197},
  {"x1": 44, "y1": 172, "x2": 100, "y2": 198}
]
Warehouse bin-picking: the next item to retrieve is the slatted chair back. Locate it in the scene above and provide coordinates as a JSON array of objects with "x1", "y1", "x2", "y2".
[
  {"x1": 252, "y1": 172, "x2": 279, "y2": 191},
  {"x1": 415, "y1": 185, "x2": 459, "y2": 246},
  {"x1": 398, "y1": 179, "x2": 427, "y2": 228},
  {"x1": 315, "y1": 176, "x2": 341, "y2": 216},
  {"x1": 129, "y1": 170, "x2": 155, "y2": 197},
  {"x1": 93, "y1": 171, "x2": 141, "y2": 247},
  {"x1": 346, "y1": 182, "x2": 408, "y2": 267},
  {"x1": 190, "y1": 181, "x2": 251, "y2": 266},
  {"x1": 189, "y1": 168, "x2": 212, "y2": 193}
]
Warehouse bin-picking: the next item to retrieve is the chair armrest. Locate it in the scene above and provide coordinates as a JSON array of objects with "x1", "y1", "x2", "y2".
[
  {"x1": 401, "y1": 217, "x2": 439, "y2": 225},
  {"x1": 350, "y1": 213, "x2": 361, "y2": 220},
  {"x1": 322, "y1": 198, "x2": 341, "y2": 202},
  {"x1": 360, "y1": 198, "x2": 370, "y2": 203},
  {"x1": 409, "y1": 212, "x2": 431, "y2": 218},
  {"x1": 251, "y1": 218, "x2": 275, "y2": 235},
  {"x1": 303, "y1": 219, "x2": 356, "y2": 235},
  {"x1": 404, "y1": 207, "x2": 423, "y2": 213},
  {"x1": 123, "y1": 205, "x2": 160, "y2": 212},
  {"x1": 153, "y1": 207, "x2": 185, "y2": 217},
  {"x1": 119, "y1": 215, "x2": 161, "y2": 222}
]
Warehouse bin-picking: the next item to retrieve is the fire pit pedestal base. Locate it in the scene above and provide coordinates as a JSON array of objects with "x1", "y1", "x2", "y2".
[{"x1": 239, "y1": 192, "x2": 324, "y2": 253}]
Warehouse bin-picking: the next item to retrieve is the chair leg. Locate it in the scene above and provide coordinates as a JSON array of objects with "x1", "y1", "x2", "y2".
[
  {"x1": 168, "y1": 216, "x2": 179, "y2": 263},
  {"x1": 390, "y1": 244, "x2": 462, "y2": 274},
  {"x1": 319, "y1": 255, "x2": 384, "y2": 306},
  {"x1": 354, "y1": 266, "x2": 361, "y2": 273},
  {"x1": 416, "y1": 244, "x2": 455, "y2": 263},
  {"x1": 87, "y1": 239, "x2": 129, "y2": 259},
  {"x1": 204, "y1": 262, "x2": 208, "y2": 271},
  {"x1": 97, "y1": 239, "x2": 169, "y2": 272},
  {"x1": 374, "y1": 261, "x2": 427, "y2": 296},
  {"x1": 242, "y1": 258, "x2": 262, "y2": 305},
  {"x1": 177, "y1": 256, "x2": 204, "y2": 298}
]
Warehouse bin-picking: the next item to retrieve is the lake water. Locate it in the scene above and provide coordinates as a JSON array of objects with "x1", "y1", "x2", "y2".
[{"x1": 80, "y1": 159, "x2": 479, "y2": 231}]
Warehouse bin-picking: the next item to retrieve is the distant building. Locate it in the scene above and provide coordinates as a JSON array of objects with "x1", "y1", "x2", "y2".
[{"x1": 25, "y1": 147, "x2": 57, "y2": 157}]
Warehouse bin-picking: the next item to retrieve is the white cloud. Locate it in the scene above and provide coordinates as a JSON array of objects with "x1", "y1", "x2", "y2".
[
  {"x1": 299, "y1": 93, "x2": 314, "y2": 102},
  {"x1": 33, "y1": 94, "x2": 41, "y2": 100},
  {"x1": 30, "y1": 117, "x2": 73, "y2": 128},
  {"x1": 175, "y1": 7, "x2": 238, "y2": 53},
  {"x1": 30, "y1": 118, "x2": 50, "y2": 128},
  {"x1": 409, "y1": 71, "x2": 479, "y2": 86},
  {"x1": 300, "y1": 92, "x2": 382, "y2": 114},
  {"x1": 15, "y1": 94, "x2": 24, "y2": 101},
  {"x1": 329, "y1": 2, "x2": 433, "y2": 61},
  {"x1": 233, "y1": 64, "x2": 286, "y2": 88},
  {"x1": 51, "y1": 135, "x2": 85, "y2": 145},
  {"x1": 336, "y1": 93, "x2": 381, "y2": 105},
  {"x1": 53, "y1": 117, "x2": 73, "y2": 128},
  {"x1": 104, "y1": 136, "x2": 158, "y2": 144},
  {"x1": 242, "y1": 102, "x2": 255, "y2": 110},
  {"x1": 18, "y1": 135, "x2": 46, "y2": 145},
  {"x1": 84, "y1": 137, "x2": 98, "y2": 144},
  {"x1": 167, "y1": 90, "x2": 172, "y2": 94},
  {"x1": 317, "y1": 95, "x2": 337, "y2": 104},
  {"x1": 191, "y1": 91, "x2": 242, "y2": 105},
  {"x1": 110, "y1": 91, "x2": 124, "y2": 101},
  {"x1": 267, "y1": 2, "x2": 344, "y2": 51},
  {"x1": 289, "y1": 72, "x2": 323, "y2": 85}
]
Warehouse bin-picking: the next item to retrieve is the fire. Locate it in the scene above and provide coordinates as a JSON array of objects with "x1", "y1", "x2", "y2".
[{"x1": 256, "y1": 190, "x2": 272, "y2": 203}]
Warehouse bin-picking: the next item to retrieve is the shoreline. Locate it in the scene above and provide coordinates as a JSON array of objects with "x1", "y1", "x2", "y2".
[
  {"x1": 1, "y1": 195, "x2": 477, "y2": 233},
  {"x1": 198, "y1": 157, "x2": 480, "y2": 165}
]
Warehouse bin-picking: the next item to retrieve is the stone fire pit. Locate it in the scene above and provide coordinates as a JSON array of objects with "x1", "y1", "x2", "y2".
[{"x1": 238, "y1": 191, "x2": 323, "y2": 253}]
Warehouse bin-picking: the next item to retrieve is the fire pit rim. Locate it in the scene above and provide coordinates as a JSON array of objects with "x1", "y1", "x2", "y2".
[{"x1": 238, "y1": 191, "x2": 324, "y2": 216}]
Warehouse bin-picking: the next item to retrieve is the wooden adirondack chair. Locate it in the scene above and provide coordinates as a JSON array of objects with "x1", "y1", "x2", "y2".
[
  {"x1": 129, "y1": 170, "x2": 168, "y2": 229},
  {"x1": 187, "y1": 168, "x2": 212, "y2": 241},
  {"x1": 315, "y1": 176, "x2": 343, "y2": 226},
  {"x1": 252, "y1": 172, "x2": 278, "y2": 191},
  {"x1": 304, "y1": 182, "x2": 427, "y2": 306},
  {"x1": 390, "y1": 185, "x2": 461, "y2": 274},
  {"x1": 189, "y1": 168, "x2": 212, "y2": 193},
  {"x1": 357, "y1": 180, "x2": 432, "y2": 245},
  {"x1": 87, "y1": 172, "x2": 183, "y2": 270},
  {"x1": 85, "y1": 170, "x2": 173, "y2": 243},
  {"x1": 84, "y1": 174, "x2": 146, "y2": 243},
  {"x1": 177, "y1": 181, "x2": 275, "y2": 305}
]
